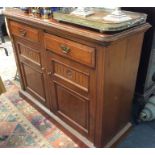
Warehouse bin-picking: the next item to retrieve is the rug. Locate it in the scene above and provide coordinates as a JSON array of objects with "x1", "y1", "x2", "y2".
[
  {"x1": 0, "y1": 80, "x2": 78, "y2": 148},
  {"x1": 0, "y1": 95, "x2": 51, "y2": 148}
]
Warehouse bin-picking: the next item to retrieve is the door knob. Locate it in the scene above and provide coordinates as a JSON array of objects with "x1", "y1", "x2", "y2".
[
  {"x1": 41, "y1": 67, "x2": 45, "y2": 71},
  {"x1": 47, "y1": 72, "x2": 52, "y2": 75}
]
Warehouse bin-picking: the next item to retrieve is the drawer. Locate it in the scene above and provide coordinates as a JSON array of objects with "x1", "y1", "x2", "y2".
[
  {"x1": 52, "y1": 60, "x2": 89, "y2": 92},
  {"x1": 10, "y1": 21, "x2": 39, "y2": 43},
  {"x1": 45, "y1": 33, "x2": 95, "y2": 67}
]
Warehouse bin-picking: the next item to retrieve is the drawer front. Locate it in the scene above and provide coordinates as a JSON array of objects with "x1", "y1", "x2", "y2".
[
  {"x1": 52, "y1": 60, "x2": 89, "y2": 92},
  {"x1": 10, "y1": 21, "x2": 39, "y2": 43},
  {"x1": 44, "y1": 33, "x2": 95, "y2": 67}
]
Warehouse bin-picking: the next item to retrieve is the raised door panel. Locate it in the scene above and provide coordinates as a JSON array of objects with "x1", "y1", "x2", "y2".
[
  {"x1": 52, "y1": 60, "x2": 89, "y2": 92},
  {"x1": 16, "y1": 42, "x2": 41, "y2": 69},
  {"x1": 19, "y1": 44, "x2": 41, "y2": 65},
  {"x1": 54, "y1": 83, "x2": 89, "y2": 136},
  {"x1": 21, "y1": 63, "x2": 46, "y2": 102}
]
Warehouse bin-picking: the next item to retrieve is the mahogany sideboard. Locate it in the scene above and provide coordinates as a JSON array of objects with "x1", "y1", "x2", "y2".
[{"x1": 4, "y1": 8, "x2": 150, "y2": 147}]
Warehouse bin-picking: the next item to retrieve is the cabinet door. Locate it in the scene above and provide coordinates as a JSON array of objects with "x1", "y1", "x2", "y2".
[
  {"x1": 47, "y1": 52, "x2": 96, "y2": 141},
  {"x1": 15, "y1": 41, "x2": 49, "y2": 108}
]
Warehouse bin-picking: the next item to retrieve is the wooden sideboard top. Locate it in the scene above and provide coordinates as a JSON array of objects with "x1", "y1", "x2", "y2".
[{"x1": 4, "y1": 8, "x2": 151, "y2": 45}]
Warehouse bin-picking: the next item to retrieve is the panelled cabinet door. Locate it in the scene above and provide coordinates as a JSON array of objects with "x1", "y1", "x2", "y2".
[
  {"x1": 15, "y1": 41, "x2": 48, "y2": 108},
  {"x1": 46, "y1": 52, "x2": 96, "y2": 141}
]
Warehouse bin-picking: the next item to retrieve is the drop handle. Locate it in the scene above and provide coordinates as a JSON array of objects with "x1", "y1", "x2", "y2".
[{"x1": 60, "y1": 45, "x2": 70, "y2": 54}]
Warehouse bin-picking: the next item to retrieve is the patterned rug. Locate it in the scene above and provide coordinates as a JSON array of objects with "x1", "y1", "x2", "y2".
[{"x1": 0, "y1": 80, "x2": 78, "y2": 148}]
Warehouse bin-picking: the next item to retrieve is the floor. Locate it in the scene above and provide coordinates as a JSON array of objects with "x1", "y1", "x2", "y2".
[
  {"x1": 0, "y1": 36, "x2": 16, "y2": 81},
  {"x1": 0, "y1": 80, "x2": 78, "y2": 147},
  {"x1": 118, "y1": 121, "x2": 155, "y2": 148},
  {"x1": 1, "y1": 36, "x2": 155, "y2": 148}
]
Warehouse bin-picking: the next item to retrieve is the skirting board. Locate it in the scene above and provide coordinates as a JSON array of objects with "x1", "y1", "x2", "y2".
[{"x1": 104, "y1": 122, "x2": 132, "y2": 147}]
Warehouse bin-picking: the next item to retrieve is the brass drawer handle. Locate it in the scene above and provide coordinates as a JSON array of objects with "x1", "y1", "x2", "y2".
[
  {"x1": 19, "y1": 29, "x2": 27, "y2": 37},
  {"x1": 60, "y1": 45, "x2": 70, "y2": 54}
]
